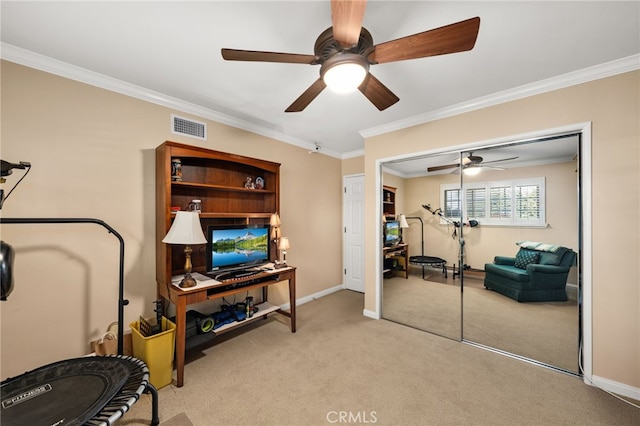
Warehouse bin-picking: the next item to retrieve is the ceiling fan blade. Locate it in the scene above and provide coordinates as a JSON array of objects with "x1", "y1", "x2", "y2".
[
  {"x1": 427, "y1": 163, "x2": 459, "y2": 172},
  {"x1": 369, "y1": 16, "x2": 480, "y2": 64},
  {"x1": 482, "y1": 156, "x2": 519, "y2": 165},
  {"x1": 331, "y1": 0, "x2": 368, "y2": 48},
  {"x1": 221, "y1": 48, "x2": 317, "y2": 64},
  {"x1": 451, "y1": 165, "x2": 505, "y2": 175},
  {"x1": 285, "y1": 78, "x2": 327, "y2": 112},
  {"x1": 358, "y1": 73, "x2": 399, "y2": 111}
]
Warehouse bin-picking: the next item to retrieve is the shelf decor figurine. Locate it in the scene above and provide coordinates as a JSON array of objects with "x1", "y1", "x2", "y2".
[
  {"x1": 255, "y1": 176, "x2": 264, "y2": 190},
  {"x1": 244, "y1": 176, "x2": 254, "y2": 189},
  {"x1": 162, "y1": 211, "x2": 207, "y2": 288},
  {"x1": 171, "y1": 158, "x2": 182, "y2": 181}
]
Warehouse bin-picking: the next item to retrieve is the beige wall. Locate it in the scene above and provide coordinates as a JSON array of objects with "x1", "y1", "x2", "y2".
[
  {"x1": 365, "y1": 71, "x2": 639, "y2": 389},
  {"x1": 342, "y1": 155, "x2": 364, "y2": 177},
  {"x1": 0, "y1": 61, "x2": 343, "y2": 378}
]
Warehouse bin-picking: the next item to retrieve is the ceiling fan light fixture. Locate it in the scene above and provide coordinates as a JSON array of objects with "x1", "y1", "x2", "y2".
[
  {"x1": 321, "y1": 53, "x2": 369, "y2": 94},
  {"x1": 463, "y1": 166, "x2": 482, "y2": 176}
]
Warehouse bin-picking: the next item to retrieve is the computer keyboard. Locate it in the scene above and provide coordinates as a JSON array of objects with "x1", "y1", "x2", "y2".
[{"x1": 214, "y1": 269, "x2": 258, "y2": 281}]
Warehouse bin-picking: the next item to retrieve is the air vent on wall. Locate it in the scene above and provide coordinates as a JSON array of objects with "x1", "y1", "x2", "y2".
[{"x1": 171, "y1": 114, "x2": 207, "y2": 140}]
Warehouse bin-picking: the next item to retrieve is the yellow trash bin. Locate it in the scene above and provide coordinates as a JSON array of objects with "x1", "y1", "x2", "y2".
[{"x1": 130, "y1": 317, "x2": 176, "y2": 389}]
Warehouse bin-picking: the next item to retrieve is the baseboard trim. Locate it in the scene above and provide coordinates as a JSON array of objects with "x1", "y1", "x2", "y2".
[
  {"x1": 280, "y1": 282, "x2": 379, "y2": 319},
  {"x1": 363, "y1": 309, "x2": 379, "y2": 319},
  {"x1": 279, "y1": 284, "x2": 344, "y2": 311},
  {"x1": 590, "y1": 375, "x2": 640, "y2": 402}
]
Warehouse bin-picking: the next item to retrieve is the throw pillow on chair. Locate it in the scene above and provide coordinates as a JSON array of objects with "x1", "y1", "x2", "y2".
[{"x1": 514, "y1": 249, "x2": 540, "y2": 269}]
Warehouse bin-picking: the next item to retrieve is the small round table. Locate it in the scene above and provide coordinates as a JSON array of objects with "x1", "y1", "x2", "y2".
[{"x1": 409, "y1": 256, "x2": 448, "y2": 279}]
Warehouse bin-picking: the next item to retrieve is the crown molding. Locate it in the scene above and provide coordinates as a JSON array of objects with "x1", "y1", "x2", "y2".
[
  {"x1": 360, "y1": 54, "x2": 640, "y2": 139},
  {"x1": 3, "y1": 43, "x2": 637, "y2": 161},
  {"x1": 1, "y1": 43, "x2": 344, "y2": 160},
  {"x1": 341, "y1": 148, "x2": 365, "y2": 160}
]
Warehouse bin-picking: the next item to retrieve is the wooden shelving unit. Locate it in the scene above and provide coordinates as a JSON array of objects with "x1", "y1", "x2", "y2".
[
  {"x1": 156, "y1": 141, "x2": 281, "y2": 286},
  {"x1": 155, "y1": 141, "x2": 291, "y2": 388},
  {"x1": 383, "y1": 243, "x2": 409, "y2": 279},
  {"x1": 383, "y1": 185, "x2": 396, "y2": 219}
]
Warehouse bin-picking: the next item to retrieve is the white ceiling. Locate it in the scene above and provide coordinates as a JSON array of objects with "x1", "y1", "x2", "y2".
[{"x1": 2, "y1": 1, "x2": 639, "y2": 159}]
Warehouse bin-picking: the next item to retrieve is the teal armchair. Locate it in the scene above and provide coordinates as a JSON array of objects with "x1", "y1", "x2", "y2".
[{"x1": 484, "y1": 242, "x2": 576, "y2": 302}]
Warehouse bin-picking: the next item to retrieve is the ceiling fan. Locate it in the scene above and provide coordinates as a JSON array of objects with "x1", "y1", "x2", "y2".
[
  {"x1": 427, "y1": 152, "x2": 519, "y2": 173},
  {"x1": 221, "y1": 0, "x2": 480, "y2": 112}
]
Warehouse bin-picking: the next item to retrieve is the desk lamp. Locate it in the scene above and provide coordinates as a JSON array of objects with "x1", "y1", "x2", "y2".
[
  {"x1": 270, "y1": 213, "x2": 281, "y2": 245},
  {"x1": 276, "y1": 237, "x2": 290, "y2": 269},
  {"x1": 162, "y1": 211, "x2": 206, "y2": 288},
  {"x1": 398, "y1": 214, "x2": 409, "y2": 243}
]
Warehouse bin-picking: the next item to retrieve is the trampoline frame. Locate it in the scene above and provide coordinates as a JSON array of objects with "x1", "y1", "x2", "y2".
[
  {"x1": 404, "y1": 216, "x2": 448, "y2": 279},
  {"x1": 0, "y1": 217, "x2": 159, "y2": 425}
]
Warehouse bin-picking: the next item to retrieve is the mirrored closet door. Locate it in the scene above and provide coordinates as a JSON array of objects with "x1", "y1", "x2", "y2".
[
  {"x1": 460, "y1": 137, "x2": 580, "y2": 373},
  {"x1": 380, "y1": 133, "x2": 581, "y2": 373},
  {"x1": 381, "y1": 152, "x2": 463, "y2": 340}
]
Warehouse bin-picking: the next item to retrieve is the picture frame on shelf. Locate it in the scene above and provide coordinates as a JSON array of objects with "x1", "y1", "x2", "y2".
[{"x1": 255, "y1": 176, "x2": 264, "y2": 190}]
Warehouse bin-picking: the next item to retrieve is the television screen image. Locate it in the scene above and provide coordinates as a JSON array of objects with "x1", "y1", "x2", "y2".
[
  {"x1": 384, "y1": 220, "x2": 401, "y2": 246},
  {"x1": 206, "y1": 224, "x2": 270, "y2": 273}
]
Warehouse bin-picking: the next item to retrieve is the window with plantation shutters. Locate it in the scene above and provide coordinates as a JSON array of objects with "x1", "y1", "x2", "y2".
[
  {"x1": 466, "y1": 187, "x2": 486, "y2": 219},
  {"x1": 444, "y1": 188, "x2": 461, "y2": 219},
  {"x1": 515, "y1": 184, "x2": 540, "y2": 220},
  {"x1": 440, "y1": 178, "x2": 545, "y2": 227},
  {"x1": 490, "y1": 186, "x2": 512, "y2": 220}
]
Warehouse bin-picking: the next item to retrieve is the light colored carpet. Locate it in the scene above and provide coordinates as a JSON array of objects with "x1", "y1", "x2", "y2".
[
  {"x1": 383, "y1": 271, "x2": 579, "y2": 372},
  {"x1": 122, "y1": 289, "x2": 637, "y2": 425},
  {"x1": 383, "y1": 274, "x2": 461, "y2": 339},
  {"x1": 160, "y1": 412, "x2": 193, "y2": 426},
  {"x1": 463, "y1": 284, "x2": 578, "y2": 371}
]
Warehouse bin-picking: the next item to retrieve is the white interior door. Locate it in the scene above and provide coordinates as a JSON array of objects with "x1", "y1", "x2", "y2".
[{"x1": 344, "y1": 174, "x2": 364, "y2": 292}]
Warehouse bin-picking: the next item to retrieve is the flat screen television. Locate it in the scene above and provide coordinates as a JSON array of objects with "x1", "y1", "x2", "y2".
[
  {"x1": 384, "y1": 220, "x2": 401, "y2": 246},
  {"x1": 206, "y1": 224, "x2": 271, "y2": 275}
]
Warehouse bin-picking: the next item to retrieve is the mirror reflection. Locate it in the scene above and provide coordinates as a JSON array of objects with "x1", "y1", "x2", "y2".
[
  {"x1": 380, "y1": 134, "x2": 580, "y2": 373},
  {"x1": 381, "y1": 152, "x2": 462, "y2": 340},
  {"x1": 460, "y1": 138, "x2": 580, "y2": 372}
]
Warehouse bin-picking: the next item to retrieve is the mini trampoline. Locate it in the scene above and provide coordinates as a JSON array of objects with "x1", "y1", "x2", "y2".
[
  {"x1": 1, "y1": 355, "x2": 158, "y2": 425},
  {"x1": 409, "y1": 255, "x2": 447, "y2": 279},
  {"x1": 403, "y1": 216, "x2": 448, "y2": 279},
  {"x1": 0, "y1": 218, "x2": 160, "y2": 425}
]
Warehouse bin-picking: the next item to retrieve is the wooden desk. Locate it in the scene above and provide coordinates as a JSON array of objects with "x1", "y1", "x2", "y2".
[
  {"x1": 383, "y1": 243, "x2": 409, "y2": 279},
  {"x1": 158, "y1": 266, "x2": 296, "y2": 387}
]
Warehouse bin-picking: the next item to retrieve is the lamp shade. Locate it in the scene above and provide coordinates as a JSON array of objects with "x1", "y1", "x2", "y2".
[
  {"x1": 270, "y1": 213, "x2": 281, "y2": 227},
  {"x1": 398, "y1": 214, "x2": 409, "y2": 229},
  {"x1": 162, "y1": 211, "x2": 206, "y2": 245},
  {"x1": 278, "y1": 237, "x2": 290, "y2": 251}
]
